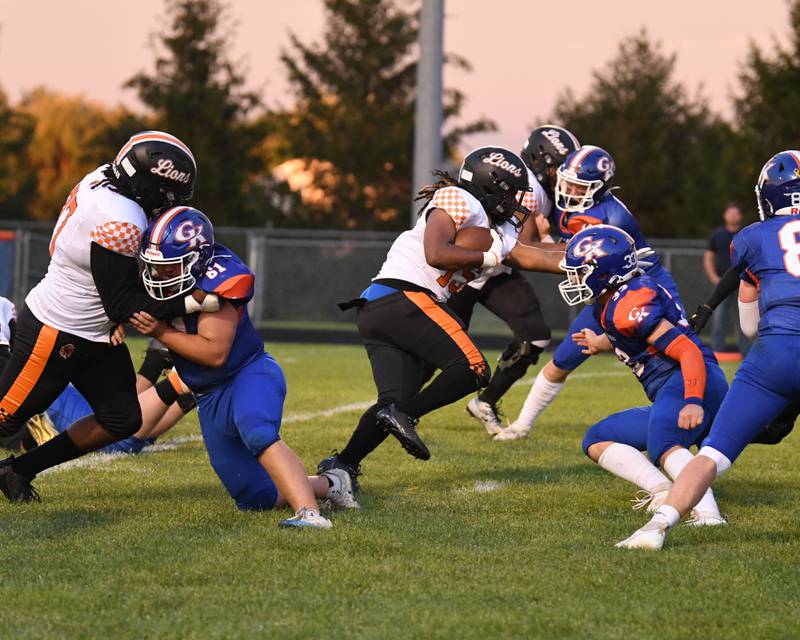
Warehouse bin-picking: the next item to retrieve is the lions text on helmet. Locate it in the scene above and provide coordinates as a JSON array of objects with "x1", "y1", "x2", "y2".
[
  {"x1": 558, "y1": 225, "x2": 641, "y2": 306},
  {"x1": 141, "y1": 207, "x2": 215, "y2": 300},
  {"x1": 458, "y1": 146, "x2": 533, "y2": 232},
  {"x1": 520, "y1": 125, "x2": 580, "y2": 197}
]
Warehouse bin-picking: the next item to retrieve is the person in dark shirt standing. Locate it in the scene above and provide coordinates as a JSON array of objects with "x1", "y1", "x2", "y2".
[{"x1": 703, "y1": 203, "x2": 749, "y2": 354}]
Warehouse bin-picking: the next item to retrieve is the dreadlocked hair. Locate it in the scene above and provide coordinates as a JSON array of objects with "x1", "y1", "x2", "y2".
[{"x1": 414, "y1": 170, "x2": 459, "y2": 215}]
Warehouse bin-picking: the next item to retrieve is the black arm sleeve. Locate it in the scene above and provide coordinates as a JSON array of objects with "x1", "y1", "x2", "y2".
[
  {"x1": 705, "y1": 266, "x2": 741, "y2": 310},
  {"x1": 90, "y1": 242, "x2": 187, "y2": 324},
  {"x1": 8, "y1": 318, "x2": 15, "y2": 350}
]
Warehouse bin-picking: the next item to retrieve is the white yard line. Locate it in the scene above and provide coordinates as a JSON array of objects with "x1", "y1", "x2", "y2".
[{"x1": 44, "y1": 369, "x2": 625, "y2": 475}]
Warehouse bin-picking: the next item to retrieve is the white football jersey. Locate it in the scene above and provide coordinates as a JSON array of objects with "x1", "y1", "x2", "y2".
[
  {"x1": 0, "y1": 296, "x2": 15, "y2": 346},
  {"x1": 374, "y1": 186, "x2": 519, "y2": 302},
  {"x1": 467, "y1": 167, "x2": 553, "y2": 290},
  {"x1": 26, "y1": 165, "x2": 147, "y2": 343}
]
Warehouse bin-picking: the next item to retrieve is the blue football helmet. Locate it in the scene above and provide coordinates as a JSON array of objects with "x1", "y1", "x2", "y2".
[
  {"x1": 755, "y1": 150, "x2": 800, "y2": 220},
  {"x1": 555, "y1": 145, "x2": 615, "y2": 213},
  {"x1": 140, "y1": 206, "x2": 214, "y2": 300},
  {"x1": 559, "y1": 224, "x2": 640, "y2": 306}
]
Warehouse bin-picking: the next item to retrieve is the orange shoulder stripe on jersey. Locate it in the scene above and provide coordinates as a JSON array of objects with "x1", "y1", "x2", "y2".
[
  {"x1": 214, "y1": 274, "x2": 254, "y2": 300},
  {"x1": 745, "y1": 267, "x2": 760, "y2": 285},
  {"x1": 566, "y1": 215, "x2": 603, "y2": 235},
  {"x1": 49, "y1": 183, "x2": 80, "y2": 256},
  {"x1": 403, "y1": 291, "x2": 486, "y2": 376},
  {"x1": 0, "y1": 324, "x2": 58, "y2": 425},
  {"x1": 612, "y1": 287, "x2": 657, "y2": 337}
]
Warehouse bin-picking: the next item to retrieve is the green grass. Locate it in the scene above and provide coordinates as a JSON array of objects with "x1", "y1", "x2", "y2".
[{"x1": 1, "y1": 340, "x2": 798, "y2": 639}]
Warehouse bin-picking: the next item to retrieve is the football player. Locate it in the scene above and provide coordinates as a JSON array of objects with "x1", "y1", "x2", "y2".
[
  {"x1": 560, "y1": 225, "x2": 727, "y2": 523},
  {"x1": 0, "y1": 131, "x2": 220, "y2": 502},
  {"x1": 318, "y1": 146, "x2": 565, "y2": 490},
  {"x1": 496, "y1": 146, "x2": 686, "y2": 441},
  {"x1": 453, "y1": 126, "x2": 579, "y2": 435},
  {"x1": 0, "y1": 295, "x2": 15, "y2": 373},
  {"x1": 129, "y1": 207, "x2": 356, "y2": 528},
  {"x1": 618, "y1": 151, "x2": 800, "y2": 550}
]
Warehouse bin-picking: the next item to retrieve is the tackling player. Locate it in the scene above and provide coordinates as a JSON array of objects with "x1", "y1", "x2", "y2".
[
  {"x1": 561, "y1": 226, "x2": 727, "y2": 524},
  {"x1": 0, "y1": 131, "x2": 220, "y2": 503},
  {"x1": 130, "y1": 207, "x2": 356, "y2": 528},
  {"x1": 453, "y1": 126, "x2": 579, "y2": 435},
  {"x1": 618, "y1": 150, "x2": 800, "y2": 549},
  {"x1": 318, "y1": 146, "x2": 565, "y2": 489},
  {"x1": 497, "y1": 145, "x2": 685, "y2": 441}
]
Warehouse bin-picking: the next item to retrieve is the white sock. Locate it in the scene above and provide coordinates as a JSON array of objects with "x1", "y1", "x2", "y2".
[
  {"x1": 650, "y1": 504, "x2": 681, "y2": 529},
  {"x1": 515, "y1": 369, "x2": 564, "y2": 430},
  {"x1": 663, "y1": 447, "x2": 721, "y2": 517},
  {"x1": 597, "y1": 443, "x2": 672, "y2": 492}
]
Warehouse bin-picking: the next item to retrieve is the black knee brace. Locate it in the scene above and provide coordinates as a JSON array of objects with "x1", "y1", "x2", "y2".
[{"x1": 497, "y1": 340, "x2": 543, "y2": 378}]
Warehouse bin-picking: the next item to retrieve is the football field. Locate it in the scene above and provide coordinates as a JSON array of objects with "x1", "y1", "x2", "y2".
[{"x1": 1, "y1": 340, "x2": 798, "y2": 639}]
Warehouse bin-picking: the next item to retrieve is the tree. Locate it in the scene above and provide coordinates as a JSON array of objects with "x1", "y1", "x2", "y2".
[
  {"x1": 0, "y1": 87, "x2": 36, "y2": 220},
  {"x1": 552, "y1": 31, "x2": 741, "y2": 237},
  {"x1": 18, "y1": 88, "x2": 145, "y2": 220},
  {"x1": 273, "y1": 0, "x2": 495, "y2": 229},
  {"x1": 734, "y1": 0, "x2": 800, "y2": 185},
  {"x1": 126, "y1": 0, "x2": 264, "y2": 225}
]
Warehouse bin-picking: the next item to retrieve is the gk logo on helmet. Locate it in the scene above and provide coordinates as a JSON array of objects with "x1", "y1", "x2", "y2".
[
  {"x1": 174, "y1": 221, "x2": 207, "y2": 248},
  {"x1": 482, "y1": 152, "x2": 523, "y2": 177},
  {"x1": 572, "y1": 237, "x2": 607, "y2": 262},
  {"x1": 150, "y1": 158, "x2": 192, "y2": 184}
]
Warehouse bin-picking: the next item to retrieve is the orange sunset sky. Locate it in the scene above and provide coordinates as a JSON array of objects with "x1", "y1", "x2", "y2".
[{"x1": 0, "y1": 0, "x2": 792, "y2": 150}]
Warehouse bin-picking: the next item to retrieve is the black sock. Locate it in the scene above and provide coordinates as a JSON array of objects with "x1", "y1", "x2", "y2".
[
  {"x1": 11, "y1": 432, "x2": 83, "y2": 477},
  {"x1": 478, "y1": 368, "x2": 518, "y2": 406},
  {"x1": 338, "y1": 405, "x2": 388, "y2": 467},
  {"x1": 403, "y1": 364, "x2": 480, "y2": 418}
]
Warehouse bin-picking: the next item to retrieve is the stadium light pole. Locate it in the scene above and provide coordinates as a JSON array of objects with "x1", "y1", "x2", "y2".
[{"x1": 410, "y1": 0, "x2": 444, "y2": 226}]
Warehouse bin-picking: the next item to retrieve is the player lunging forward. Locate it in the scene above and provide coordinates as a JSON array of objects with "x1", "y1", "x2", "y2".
[
  {"x1": 0, "y1": 132, "x2": 219, "y2": 502},
  {"x1": 561, "y1": 226, "x2": 727, "y2": 523},
  {"x1": 130, "y1": 207, "x2": 356, "y2": 528},
  {"x1": 319, "y1": 146, "x2": 565, "y2": 489},
  {"x1": 498, "y1": 145, "x2": 685, "y2": 441},
  {"x1": 618, "y1": 150, "x2": 800, "y2": 549}
]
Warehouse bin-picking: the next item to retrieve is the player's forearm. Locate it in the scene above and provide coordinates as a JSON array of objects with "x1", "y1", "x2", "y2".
[
  {"x1": 704, "y1": 267, "x2": 740, "y2": 309},
  {"x1": 154, "y1": 326, "x2": 230, "y2": 368},
  {"x1": 91, "y1": 243, "x2": 186, "y2": 322},
  {"x1": 424, "y1": 243, "x2": 484, "y2": 270},
  {"x1": 505, "y1": 243, "x2": 565, "y2": 273},
  {"x1": 662, "y1": 334, "x2": 706, "y2": 402}
]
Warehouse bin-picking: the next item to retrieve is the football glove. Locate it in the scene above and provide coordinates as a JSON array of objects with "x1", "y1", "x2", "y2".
[{"x1": 688, "y1": 304, "x2": 713, "y2": 333}]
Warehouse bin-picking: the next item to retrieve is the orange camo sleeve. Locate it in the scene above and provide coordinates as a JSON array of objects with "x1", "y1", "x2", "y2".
[
  {"x1": 90, "y1": 221, "x2": 143, "y2": 258},
  {"x1": 430, "y1": 187, "x2": 470, "y2": 230}
]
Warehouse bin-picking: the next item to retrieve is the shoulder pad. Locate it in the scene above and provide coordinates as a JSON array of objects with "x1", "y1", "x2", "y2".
[
  {"x1": 198, "y1": 247, "x2": 255, "y2": 303},
  {"x1": 610, "y1": 283, "x2": 661, "y2": 337}
]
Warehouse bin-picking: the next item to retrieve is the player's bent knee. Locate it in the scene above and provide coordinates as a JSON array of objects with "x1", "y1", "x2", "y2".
[
  {"x1": 582, "y1": 425, "x2": 606, "y2": 456},
  {"x1": 98, "y1": 405, "x2": 142, "y2": 439},
  {"x1": 234, "y1": 484, "x2": 279, "y2": 511},
  {"x1": 698, "y1": 446, "x2": 732, "y2": 477},
  {"x1": 544, "y1": 361, "x2": 570, "y2": 384}
]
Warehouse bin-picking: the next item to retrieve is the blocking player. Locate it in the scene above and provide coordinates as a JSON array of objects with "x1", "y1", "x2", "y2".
[
  {"x1": 497, "y1": 145, "x2": 685, "y2": 441},
  {"x1": 0, "y1": 131, "x2": 220, "y2": 503},
  {"x1": 130, "y1": 207, "x2": 356, "y2": 528},
  {"x1": 453, "y1": 126, "x2": 579, "y2": 435},
  {"x1": 618, "y1": 150, "x2": 800, "y2": 550},
  {"x1": 318, "y1": 146, "x2": 565, "y2": 489},
  {"x1": 560, "y1": 225, "x2": 727, "y2": 524}
]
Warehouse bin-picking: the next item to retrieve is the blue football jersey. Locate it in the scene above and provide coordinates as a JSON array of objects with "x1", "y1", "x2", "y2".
[
  {"x1": 169, "y1": 243, "x2": 265, "y2": 393},
  {"x1": 732, "y1": 216, "x2": 800, "y2": 337},
  {"x1": 595, "y1": 275, "x2": 715, "y2": 401},
  {"x1": 557, "y1": 193, "x2": 664, "y2": 273}
]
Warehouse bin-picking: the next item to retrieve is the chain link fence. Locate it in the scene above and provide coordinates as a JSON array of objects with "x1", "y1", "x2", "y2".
[{"x1": 0, "y1": 222, "x2": 729, "y2": 339}]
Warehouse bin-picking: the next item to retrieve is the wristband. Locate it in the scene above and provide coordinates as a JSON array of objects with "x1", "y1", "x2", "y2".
[
  {"x1": 184, "y1": 293, "x2": 220, "y2": 314},
  {"x1": 684, "y1": 397, "x2": 704, "y2": 407},
  {"x1": 482, "y1": 251, "x2": 500, "y2": 268}
]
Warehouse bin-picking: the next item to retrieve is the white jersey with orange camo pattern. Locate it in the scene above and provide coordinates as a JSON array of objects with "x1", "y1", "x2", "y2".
[
  {"x1": 26, "y1": 165, "x2": 147, "y2": 343},
  {"x1": 374, "y1": 185, "x2": 519, "y2": 302}
]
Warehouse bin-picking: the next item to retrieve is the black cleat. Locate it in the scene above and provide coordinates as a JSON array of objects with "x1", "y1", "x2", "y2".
[
  {"x1": 317, "y1": 452, "x2": 362, "y2": 494},
  {"x1": 0, "y1": 457, "x2": 40, "y2": 503},
  {"x1": 376, "y1": 404, "x2": 430, "y2": 461}
]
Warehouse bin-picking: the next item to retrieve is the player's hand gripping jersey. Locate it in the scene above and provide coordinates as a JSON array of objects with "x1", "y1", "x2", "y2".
[
  {"x1": 374, "y1": 186, "x2": 519, "y2": 301},
  {"x1": 598, "y1": 275, "x2": 716, "y2": 402},
  {"x1": 732, "y1": 216, "x2": 800, "y2": 336},
  {"x1": 167, "y1": 244, "x2": 264, "y2": 393},
  {"x1": 25, "y1": 166, "x2": 147, "y2": 343}
]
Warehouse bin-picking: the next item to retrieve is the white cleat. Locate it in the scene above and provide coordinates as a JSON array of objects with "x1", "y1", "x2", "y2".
[
  {"x1": 466, "y1": 397, "x2": 504, "y2": 436},
  {"x1": 493, "y1": 421, "x2": 530, "y2": 442},
  {"x1": 631, "y1": 486, "x2": 672, "y2": 513},
  {"x1": 321, "y1": 468, "x2": 360, "y2": 510},
  {"x1": 685, "y1": 510, "x2": 727, "y2": 527},
  {"x1": 279, "y1": 507, "x2": 333, "y2": 529},
  {"x1": 615, "y1": 522, "x2": 668, "y2": 550}
]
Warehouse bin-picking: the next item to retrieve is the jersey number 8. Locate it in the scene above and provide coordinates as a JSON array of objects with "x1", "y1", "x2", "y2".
[{"x1": 778, "y1": 219, "x2": 800, "y2": 277}]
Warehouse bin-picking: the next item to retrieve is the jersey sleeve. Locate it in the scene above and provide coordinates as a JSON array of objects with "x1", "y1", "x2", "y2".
[
  {"x1": 429, "y1": 186, "x2": 473, "y2": 230},
  {"x1": 565, "y1": 213, "x2": 604, "y2": 236},
  {"x1": 610, "y1": 286, "x2": 664, "y2": 338},
  {"x1": 197, "y1": 255, "x2": 255, "y2": 304},
  {"x1": 90, "y1": 221, "x2": 143, "y2": 258},
  {"x1": 731, "y1": 229, "x2": 757, "y2": 285}
]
